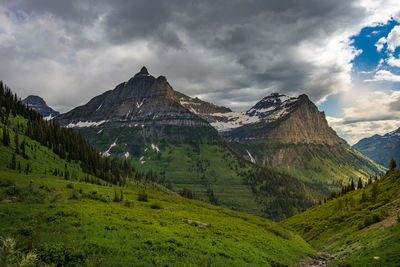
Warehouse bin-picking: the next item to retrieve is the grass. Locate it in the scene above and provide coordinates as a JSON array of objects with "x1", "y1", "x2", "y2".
[
  {"x1": 129, "y1": 143, "x2": 262, "y2": 216},
  {"x1": 0, "y1": 117, "x2": 316, "y2": 266},
  {"x1": 283, "y1": 169, "x2": 400, "y2": 266}
]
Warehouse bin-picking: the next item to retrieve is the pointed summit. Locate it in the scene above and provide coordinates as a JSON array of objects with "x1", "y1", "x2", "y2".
[
  {"x1": 134, "y1": 66, "x2": 149, "y2": 77},
  {"x1": 22, "y1": 95, "x2": 60, "y2": 119}
]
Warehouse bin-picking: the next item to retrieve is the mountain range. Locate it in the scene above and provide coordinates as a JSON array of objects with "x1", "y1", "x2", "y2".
[
  {"x1": 0, "y1": 72, "x2": 398, "y2": 266},
  {"x1": 354, "y1": 127, "x2": 400, "y2": 167},
  {"x1": 55, "y1": 67, "x2": 384, "y2": 217}
]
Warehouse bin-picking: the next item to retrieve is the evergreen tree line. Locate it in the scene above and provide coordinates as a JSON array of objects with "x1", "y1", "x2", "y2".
[
  {"x1": 245, "y1": 166, "x2": 316, "y2": 220},
  {"x1": 0, "y1": 81, "x2": 161, "y2": 186},
  {"x1": 329, "y1": 158, "x2": 398, "y2": 200}
]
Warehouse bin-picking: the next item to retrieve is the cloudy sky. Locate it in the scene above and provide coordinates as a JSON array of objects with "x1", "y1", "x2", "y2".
[{"x1": 1, "y1": 0, "x2": 400, "y2": 144}]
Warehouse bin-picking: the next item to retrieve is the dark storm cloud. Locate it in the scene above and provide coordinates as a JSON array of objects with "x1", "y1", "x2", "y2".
[{"x1": 0, "y1": 0, "x2": 396, "y2": 112}]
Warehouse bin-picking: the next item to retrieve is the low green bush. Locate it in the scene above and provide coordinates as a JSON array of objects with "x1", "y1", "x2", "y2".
[
  {"x1": 138, "y1": 191, "x2": 148, "y2": 202},
  {"x1": 150, "y1": 203, "x2": 162, "y2": 209},
  {"x1": 124, "y1": 200, "x2": 134, "y2": 207}
]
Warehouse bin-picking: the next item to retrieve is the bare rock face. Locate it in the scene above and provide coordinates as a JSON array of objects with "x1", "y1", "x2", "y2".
[
  {"x1": 224, "y1": 94, "x2": 343, "y2": 146},
  {"x1": 57, "y1": 67, "x2": 209, "y2": 128},
  {"x1": 57, "y1": 67, "x2": 219, "y2": 155},
  {"x1": 258, "y1": 95, "x2": 343, "y2": 145}
]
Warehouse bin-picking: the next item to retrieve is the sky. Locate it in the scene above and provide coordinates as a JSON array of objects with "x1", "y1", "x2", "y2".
[{"x1": 1, "y1": 0, "x2": 400, "y2": 145}]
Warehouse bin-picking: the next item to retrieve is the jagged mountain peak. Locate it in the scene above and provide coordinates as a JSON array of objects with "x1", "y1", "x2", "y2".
[
  {"x1": 57, "y1": 68, "x2": 207, "y2": 127},
  {"x1": 22, "y1": 95, "x2": 60, "y2": 119},
  {"x1": 134, "y1": 66, "x2": 150, "y2": 77}
]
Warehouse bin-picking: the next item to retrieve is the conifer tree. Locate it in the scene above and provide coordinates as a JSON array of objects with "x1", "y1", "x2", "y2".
[
  {"x1": 24, "y1": 163, "x2": 30, "y2": 174},
  {"x1": 350, "y1": 178, "x2": 355, "y2": 191},
  {"x1": 357, "y1": 178, "x2": 363, "y2": 189},
  {"x1": 389, "y1": 158, "x2": 397, "y2": 170},
  {"x1": 11, "y1": 154, "x2": 16, "y2": 170},
  {"x1": 361, "y1": 191, "x2": 368, "y2": 202},
  {"x1": 113, "y1": 190, "x2": 119, "y2": 202},
  {"x1": 2, "y1": 128, "x2": 10, "y2": 146},
  {"x1": 372, "y1": 181, "x2": 379, "y2": 200},
  {"x1": 14, "y1": 132, "x2": 19, "y2": 154}
]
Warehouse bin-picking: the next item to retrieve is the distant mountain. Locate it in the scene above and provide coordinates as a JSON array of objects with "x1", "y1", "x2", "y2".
[
  {"x1": 211, "y1": 93, "x2": 342, "y2": 145},
  {"x1": 56, "y1": 67, "x2": 384, "y2": 216},
  {"x1": 22, "y1": 95, "x2": 59, "y2": 119},
  {"x1": 56, "y1": 67, "x2": 320, "y2": 219},
  {"x1": 191, "y1": 92, "x2": 384, "y2": 194},
  {"x1": 354, "y1": 127, "x2": 400, "y2": 166}
]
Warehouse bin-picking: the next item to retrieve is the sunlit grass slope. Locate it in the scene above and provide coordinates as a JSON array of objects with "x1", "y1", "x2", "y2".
[
  {"x1": 0, "y1": 117, "x2": 315, "y2": 266},
  {"x1": 283, "y1": 169, "x2": 400, "y2": 266}
]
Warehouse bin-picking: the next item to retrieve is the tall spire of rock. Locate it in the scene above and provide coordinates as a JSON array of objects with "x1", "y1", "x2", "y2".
[{"x1": 134, "y1": 66, "x2": 149, "y2": 77}]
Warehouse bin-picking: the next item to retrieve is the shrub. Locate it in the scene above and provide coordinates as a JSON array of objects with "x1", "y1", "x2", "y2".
[
  {"x1": 359, "y1": 213, "x2": 383, "y2": 229},
  {"x1": 36, "y1": 243, "x2": 85, "y2": 266},
  {"x1": 150, "y1": 203, "x2": 162, "y2": 209},
  {"x1": 138, "y1": 191, "x2": 148, "y2": 202},
  {"x1": 124, "y1": 200, "x2": 134, "y2": 207},
  {"x1": 0, "y1": 179, "x2": 14, "y2": 187},
  {"x1": 0, "y1": 237, "x2": 37, "y2": 267},
  {"x1": 66, "y1": 183, "x2": 74, "y2": 189}
]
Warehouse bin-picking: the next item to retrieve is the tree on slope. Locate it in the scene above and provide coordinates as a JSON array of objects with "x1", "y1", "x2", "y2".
[
  {"x1": 357, "y1": 178, "x2": 363, "y2": 189},
  {"x1": 389, "y1": 158, "x2": 397, "y2": 170}
]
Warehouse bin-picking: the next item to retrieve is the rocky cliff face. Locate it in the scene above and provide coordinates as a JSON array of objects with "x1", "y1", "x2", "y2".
[
  {"x1": 57, "y1": 67, "x2": 220, "y2": 156},
  {"x1": 57, "y1": 67, "x2": 382, "y2": 195},
  {"x1": 58, "y1": 67, "x2": 207, "y2": 128},
  {"x1": 234, "y1": 94, "x2": 343, "y2": 145},
  {"x1": 191, "y1": 92, "x2": 343, "y2": 146},
  {"x1": 22, "y1": 95, "x2": 59, "y2": 119},
  {"x1": 354, "y1": 128, "x2": 400, "y2": 166}
]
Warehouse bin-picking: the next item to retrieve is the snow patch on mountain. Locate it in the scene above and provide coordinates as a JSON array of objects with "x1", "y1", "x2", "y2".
[
  {"x1": 151, "y1": 143, "x2": 160, "y2": 152},
  {"x1": 96, "y1": 104, "x2": 102, "y2": 111},
  {"x1": 208, "y1": 94, "x2": 300, "y2": 132},
  {"x1": 136, "y1": 99, "x2": 145, "y2": 109},
  {"x1": 43, "y1": 114, "x2": 54, "y2": 121},
  {"x1": 246, "y1": 150, "x2": 256, "y2": 164},
  {"x1": 66, "y1": 120, "x2": 108, "y2": 128},
  {"x1": 103, "y1": 139, "x2": 118, "y2": 157},
  {"x1": 210, "y1": 112, "x2": 260, "y2": 131}
]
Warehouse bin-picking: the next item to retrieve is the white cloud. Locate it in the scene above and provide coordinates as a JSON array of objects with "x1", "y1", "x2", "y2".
[
  {"x1": 375, "y1": 37, "x2": 386, "y2": 52},
  {"x1": 387, "y1": 55, "x2": 400, "y2": 67},
  {"x1": 327, "y1": 90, "x2": 400, "y2": 144},
  {"x1": 0, "y1": 0, "x2": 399, "y2": 114},
  {"x1": 365, "y1": 70, "x2": 400, "y2": 82},
  {"x1": 386, "y1": 25, "x2": 400, "y2": 52},
  {"x1": 327, "y1": 117, "x2": 400, "y2": 145}
]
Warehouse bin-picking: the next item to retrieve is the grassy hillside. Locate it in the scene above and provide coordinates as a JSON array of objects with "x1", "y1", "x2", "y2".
[
  {"x1": 233, "y1": 140, "x2": 385, "y2": 195},
  {"x1": 0, "y1": 118, "x2": 316, "y2": 266},
  {"x1": 76, "y1": 121, "x2": 321, "y2": 220},
  {"x1": 283, "y1": 169, "x2": 400, "y2": 266}
]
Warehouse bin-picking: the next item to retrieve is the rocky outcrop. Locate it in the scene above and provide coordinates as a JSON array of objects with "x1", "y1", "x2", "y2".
[
  {"x1": 57, "y1": 67, "x2": 209, "y2": 129},
  {"x1": 57, "y1": 67, "x2": 219, "y2": 156},
  {"x1": 22, "y1": 95, "x2": 59, "y2": 119},
  {"x1": 256, "y1": 95, "x2": 343, "y2": 145},
  {"x1": 225, "y1": 94, "x2": 343, "y2": 145}
]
